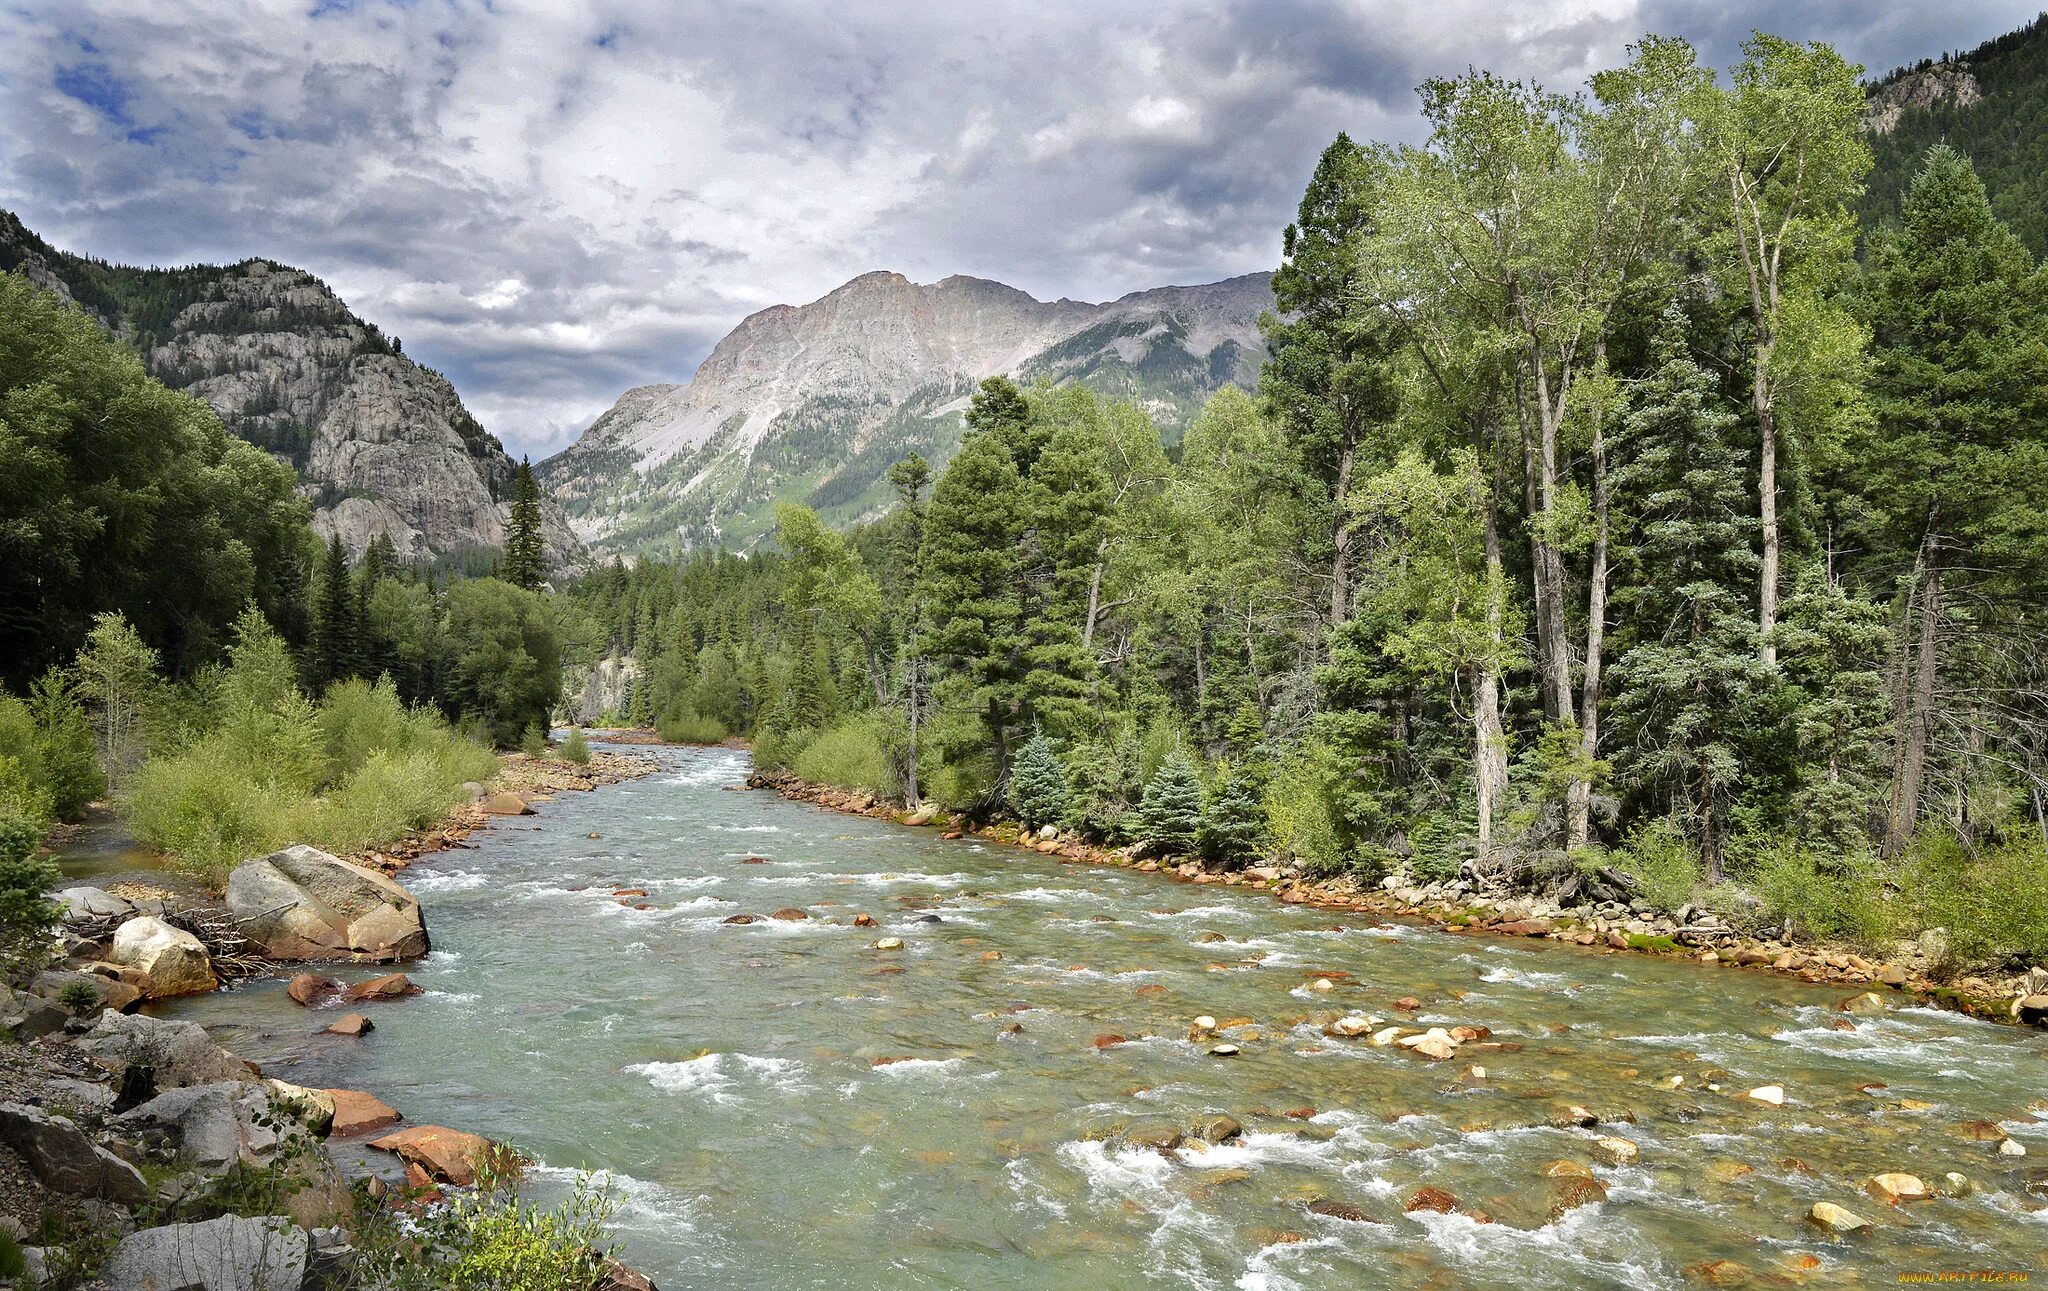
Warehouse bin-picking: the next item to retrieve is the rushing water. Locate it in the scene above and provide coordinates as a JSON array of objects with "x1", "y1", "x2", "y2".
[{"x1": 153, "y1": 745, "x2": 2046, "y2": 1288}]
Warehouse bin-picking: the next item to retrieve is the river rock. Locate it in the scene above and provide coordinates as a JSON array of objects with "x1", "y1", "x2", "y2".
[
  {"x1": 1193, "y1": 1116, "x2": 1242, "y2": 1144},
  {"x1": 2013, "y1": 993, "x2": 2048, "y2": 1026},
  {"x1": 286, "y1": 973, "x2": 342, "y2": 1006},
  {"x1": 325, "y1": 1013, "x2": 373, "y2": 1036},
  {"x1": 1208, "y1": 1043, "x2": 1240, "y2": 1057},
  {"x1": 104, "y1": 1215, "x2": 307, "y2": 1291},
  {"x1": 853, "y1": 913, "x2": 877, "y2": 927},
  {"x1": 1839, "y1": 992, "x2": 1886, "y2": 1016},
  {"x1": 0, "y1": 1102, "x2": 150, "y2": 1204},
  {"x1": 1124, "y1": 1124, "x2": 1183, "y2": 1152},
  {"x1": 1807, "y1": 1201, "x2": 1871, "y2": 1234},
  {"x1": 1406, "y1": 1186, "x2": 1459, "y2": 1213},
  {"x1": 31, "y1": 968, "x2": 142, "y2": 1016},
  {"x1": 58, "y1": 886, "x2": 135, "y2": 923},
  {"x1": 874, "y1": 937, "x2": 905, "y2": 950},
  {"x1": 226, "y1": 845, "x2": 429, "y2": 962},
  {"x1": 110, "y1": 917, "x2": 219, "y2": 997},
  {"x1": 769, "y1": 907, "x2": 810, "y2": 921},
  {"x1": 1742, "y1": 1085, "x2": 1786, "y2": 1106},
  {"x1": 82, "y1": 1012, "x2": 255, "y2": 1089},
  {"x1": 1592, "y1": 1136, "x2": 1639, "y2": 1166},
  {"x1": 1305, "y1": 1198, "x2": 1379, "y2": 1223},
  {"x1": 1549, "y1": 1175, "x2": 1607, "y2": 1218},
  {"x1": 325, "y1": 1089, "x2": 402, "y2": 1137},
  {"x1": 480, "y1": 791, "x2": 533, "y2": 815},
  {"x1": 343, "y1": 973, "x2": 422, "y2": 1002},
  {"x1": 368, "y1": 1124, "x2": 517, "y2": 1187},
  {"x1": 1863, "y1": 1172, "x2": 1929, "y2": 1204},
  {"x1": 1542, "y1": 1159, "x2": 1594, "y2": 1179},
  {"x1": 1998, "y1": 1138, "x2": 2027, "y2": 1156},
  {"x1": 723, "y1": 914, "x2": 757, "y2": 924},
  {"x1": 116, "y1": 1082, "x2": 287, "y2": 1171}
]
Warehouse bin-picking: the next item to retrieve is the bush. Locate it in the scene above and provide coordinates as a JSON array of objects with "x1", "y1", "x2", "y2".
[
  {"x1": 354, "y1": 1158, "x2": 617, "y2": 1291},
  {"x1": 793, "y1": 715, "x2": 899, "y2": 799},
  {"x1": 1607, "y1": 817, "x2": 1704, "y2": 912},
  {"x1": 1199, "y1": 768, "x2": 1268, "y2": 866},
  {"x1": 0, "y1": 754, "x2": 54, "y2": 828},
  {"x1": 124, "y1": 744, "x2": 282, "y2": 883},
  {"x1": 1007, "y1": 731, "x2": 1068, "y2": 829},
  {"x1": 657, "y1": 708, "x2": 727, "y2": 745},
  {"x1": 0, "y1": 809, "x2": 58, "y2": 963},
  {"x1": 316, "y1": 677, "x2": 416, "y2": 781},
  {"x1": 562, "y1": 727, "x2": 591, "y2": 765},
  {"x1": 519, "y1": 724, "x2": 549, "y2": 759},
  {"x1": 0, "y1": 675, "x2": 104, "y2": 822},
  {"x1": 1894, "y1": 834, "x2": 2048, "y2": 967},
  {"x1": 1136, "y1": 753, "x2": 1205, "y2": 855},
  {"x1": 1739, "y1": 839, "x2": 1890, "y2": 946},
  {"x1": 1264, "y1": 744, "x2": 1348, "y2": 876}
]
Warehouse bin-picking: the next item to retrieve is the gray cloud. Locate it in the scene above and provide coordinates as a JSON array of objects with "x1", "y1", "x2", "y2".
[{"x1": 2, "y1": 0, "x2": 2038, "y2": 457}]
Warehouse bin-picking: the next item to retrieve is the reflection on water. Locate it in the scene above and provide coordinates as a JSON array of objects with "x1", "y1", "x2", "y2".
[{"x1": 159, "y1": 746, "x2": 2048, "y2": 1289}]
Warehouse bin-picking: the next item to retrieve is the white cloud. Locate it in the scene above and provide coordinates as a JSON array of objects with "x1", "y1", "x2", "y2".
[{"x1": 0, "y1": 0, "x2": 2037, "y2": 458}]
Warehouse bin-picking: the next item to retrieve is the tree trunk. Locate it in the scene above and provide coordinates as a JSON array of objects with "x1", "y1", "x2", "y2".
[
  {"x1": 1755, "y1": 360, "x2": 1780, "y2": 669},
  {"x1": 1474, "y1": 423, "x2": 1510, "y2": 863},
  {"x1": 1888, "y1": 527, "x2": 1941, "y2": 855},
  {"x1": 1328, "y1": 444, "x2": 1356, "y2": 636},
  {"x1": 1567, "y1": 377, "x2": 1611, "y2": 850},
  {"x1": 1082, "y1": 537, "x2": 1109, "y2": 651}
]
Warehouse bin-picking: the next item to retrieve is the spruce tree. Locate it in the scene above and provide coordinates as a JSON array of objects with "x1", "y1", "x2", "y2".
[
  {"x1": 1136, "y1": 752, "x2": 1205, "y2": 855},
  {"x1": 1007, "y1": 730, "x2": 1069, "y2": 830},
  {"x1": 1607, "y1": 307, "x2": 1769, "y2": 877},
  {"x1": 503, "y1": 457, "x2": 547, "y2": 592},
  {"x1": 311, "y1": 534, "x2": 358, "y2": 689},
  {"x1": 1199, "y1": 767, "x2": 1269, "y2": 866}
]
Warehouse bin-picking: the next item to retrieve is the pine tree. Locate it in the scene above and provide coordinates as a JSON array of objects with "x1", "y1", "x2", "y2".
[
  {"x1": 503, "y1": 457, "x2": 546, "y2": 592},
  {"x1": 562, "y1": 726, "x2": 591, "y2": 765},
  {"x1": 1136, "y1": 752, "x2": 1206, "y2": 855},
  {"x1": 311, "y1": 534, "x2": 358, "y2": 690},
  {"x1": 1198, "y1": 766, "x2": 1268, "y2": 866},
  {"x1": 921, "y1": 425, "x2": 1028, "y2": 779},
  {"x1": 1608, "y1": 307, "x2": 1769, "y2": 877},
  {"x1": 1007, "y1": 729, "x2": 1069, "y2": 830}
]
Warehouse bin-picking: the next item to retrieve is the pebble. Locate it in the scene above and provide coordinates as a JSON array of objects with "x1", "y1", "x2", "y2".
[
  {"x1": 1207, "y1": 1043, "x2": 1240, "y2": 1057},
  {"x1": 1863, "y1": 1172, "x2": 1929, "y2": 1204},
  {"x1": 1807, "y1": 1201, "x2": 1870, "y2": 1234},
  {"x1": 874, "y1": 938, "x2": 905, "y2": 951},
  {"x1": 1742, "y1": 1085, "x2": 1786, "y2": 1106},
  {"x1": 1592, "y1": 1136, "x2": 1639, "y2": 1166}
]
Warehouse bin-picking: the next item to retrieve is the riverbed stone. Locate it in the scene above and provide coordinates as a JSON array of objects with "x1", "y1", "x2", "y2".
[
  {"x1": 1548, "y1": 1175, "x2": 1607, "y2": 1218},
  {"x1": 1742, "y1": 1085, "x2": 1786, "y2": 1106},
  {"x1": 226, "y1": 845, "x2": 429, "y2": 962},
  {"x1": 325, "y1": 1089, "x2": 402, "y2": 1137},
  {"x1": 343, "y1": 973, "x2": 421, "y2": 1002},
  {"x1": 1305, "y1": 1198, "x2": 1379, "y2": 1223},
  {"x1": 117, "y1": 1082, "x2": 287, "y2": 1171},
  {"x1": 1406, "y1": 1186, "x2": 1459, "y2": 1213},
  {"x1": 480, "y1": 791, "x2": 533, "y2": 815},
  {"x1": 286, "y1": 973, "x2": 342, "y2": 1006},
  {"x1": 1863, "y1": 1172, "x2": 1929, "y2": 1204},
  {"x1": 110, "y1": 917, "x2": 219, "y2": 998},
  {"x1": 2013, "y1": 993, "x2": 2048, "y2": 1026},
  {"x1": 325, "y1": 1013, "x2": 372, "y2": 1036},
  {"x1": 1839, "y1": 992, "x2": 1886, "y2": 1016},
  {"x1": 1193, "y1": 1116, "x2": 1242, "y2": 1144},
  {"x1": 58, "y1": 886, "x2": 135, "y2": 923},
  {"x1": 874, "y1": 937, "x2": 905, "y2": 950},
  {"x1": 31, "y1": 968, "x2": 142, "y2": 1016},
  {"x1": 103, "y1": 1215, "x2": 307, "y2": 1291},
  {"x1": 1592, "y1": 1136, "x2": 1640, "y2": 1166},
  {"x1": 1807, "y1": 1201, "x2": 1871, "y2": 1234},
  {"x1": 0, "y1": 1102, "x2": 150, "y2": 1203},
  {"x1": 770, "y1": 907, "x2": 810, "y2": 921},
  {"x1": 368, "y1": 1124, "x2": 516, "y2": 1186}
]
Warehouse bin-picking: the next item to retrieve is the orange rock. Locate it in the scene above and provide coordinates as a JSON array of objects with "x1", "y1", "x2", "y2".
[
  {"x1": 853, "y1": 914, "x2": 878, "y2": 927},
  {"x1": 325, "y1": 1013, "x2": 373, "y2": 1037},
  {"x1": 1393, "y1": 996, "x2": 1421, "y2": 1011},
  {"x1": 287, "y1": 973, "x2": 342, "y2": 1006},
  {"x1": 344, "y1": 973, "x2": 422, "y2": 1003},
  {"x1": 611, "y1": 889, "x2": 647, "y2": 898},
  {"x1": 369, "y1": 1125, "x2": 519, "y2": 1187},
  {"x1": 1093, "y1": 1034, "x2": 1128, "y2": 1049},
  {"x1": 1406, "y1": 1186, "x2": 1459, "y2": 1214},
  {"x1": 769, "y1": 907, "x2": 810, "y2": 921},
  {"x1": 325, "y1": 1088, "x2": 402, "y2": 1137}
]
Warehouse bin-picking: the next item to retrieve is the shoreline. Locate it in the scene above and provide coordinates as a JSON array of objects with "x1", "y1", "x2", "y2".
[{"x1": 740, "y1": 765, "x2": 2048, "y2": 1031}]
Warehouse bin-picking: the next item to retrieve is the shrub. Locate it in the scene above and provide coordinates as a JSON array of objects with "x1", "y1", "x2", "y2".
[
  {"x1": 0, "y1": 675, "x2": 104, "y2": 822},
  {"x1": 355, "y1": 1156, "x2": 617, "y2": 1291},
  {"x1": 1136, "y1": 753, "x2": 1204, "y2": 855},
  {"x1": 1894, "y1": 834, "x2": 2048, "y2": 966},
  {"x1": 1264, "y1": 745, "x2": 1348, "y2": 876},
  {"x1": 0, "y1": 754, "x2": 54, "y2": 828},
  {"x1": 793, "y1": 715, "x2": 898, "y2": 799},
  {"x1": 0, "y1": 809, "x2": 58, "y2": 963},
  {"x1": 519, "y1": 724, "x2": 549, "y2": 759},
  {"x1": 58, "y1": 980, "x2": 100, "y2": 1013},
  {"x1": 1739, "y1": 839, "x2": 1890, "y2": 946},
  {"x1": 124, "y1": 744, "x2": 281, "y2": 883},
  {"x1": 316, "y1": 677, "x2": 416, "y2": 780},
  {"x1": 657, "y1": 709, "x2": 727, "y2": 745},
  {"x1": 562, "y1": 727, "x2": 591, "y2": 765},
  {"x1": 1007, "y1": 731, "x2": 1068, "y2": 829},
  {"x1": 1607, "y1": 817, "x2": 1704, "y2": 913},
  {"x1": 1059, "y1": 726, "x2": 1143, "y2": 840}
]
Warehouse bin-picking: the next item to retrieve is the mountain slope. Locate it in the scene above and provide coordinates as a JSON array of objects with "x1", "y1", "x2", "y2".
[
  {"x1": 540, "y1": 270, "x2": 1272, "y2": 555},
  {"x1": 0, "y1": 210, "x2": 583, "y2": 573},
  {"x1": 1862, "y1": 14, "x2": 2048, "y2": 254}
]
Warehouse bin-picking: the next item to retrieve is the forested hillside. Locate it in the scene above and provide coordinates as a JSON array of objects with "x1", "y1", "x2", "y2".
[
  {"x1": 1862, "y1": 13, "x2": 2048, "y2": 253},
  {"x1": 567, "y1": 33, "x2": 2048, "y2": 968}
]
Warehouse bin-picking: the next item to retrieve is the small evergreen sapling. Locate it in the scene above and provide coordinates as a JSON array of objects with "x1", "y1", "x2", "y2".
[
  {"x1": 562, "y1": 727, "x2": 591, "y2": 766},
  {"x1": 1199, "y1": 767, "x2": 1268, "y2": 867},
  {"x1": 1008, "y1": 730, "x2": 1069, "y2": 830},
  {"x1": 0, "y1": 811, "x2": 57, "y2": 965},
  {"x1": 1137, "y1": 753, "x2": 1205, "y2": 855},
  {"x1": 520, "y1": 724, "x2": 550, "y2": 759}
]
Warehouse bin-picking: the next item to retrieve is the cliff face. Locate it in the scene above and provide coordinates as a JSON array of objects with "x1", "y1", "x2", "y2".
[
  {"x1": 0, "y1": 210, "x2": 583, "y2": 573},
  {"x1": 540, "y1": 269, "x2": 1272, "y2": 555}
]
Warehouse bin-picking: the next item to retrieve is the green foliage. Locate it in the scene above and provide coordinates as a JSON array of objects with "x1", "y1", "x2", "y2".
[
  {"x1": 655, "y1": 709, "x2": 728, "y2": 745},
  {"x1": 1607, "y1": 818, "x2": 1706, "y2": 912},
  {"x1": 792, "y1": 714, "x2": 899, "y2": 800},
  {"x1": 1894, "y1": 834, "x2": 2048, "y2": 965},
  {"x1": 0, "y1": 808, "x2": 57, "y2": 960},
  {"x1": 57, "y1": 980, "x2": 100, "y2": 1013},
  {"x1": 519, "y1": 724, "x2": 549, "y2": 759},
  {"x1": 443, "y1": 579, "x2": 563, "y2": 746},
  {"x1": 0, "y1": 272, "x2": 310, "y2": 689},
  {"x1": 0, "y1": 673, "x2": 104, "y2": 822},
  {"x1": 1135, "y1": 753, "x2": 1205, "y2": 855},
  {"x1": 1198, "y1": 767, "x2": 1268, "y2": 866},
  {"x1": 502, "y1": 457, "x2": 548, "y2": 592},
  {"x1": 1739, "y1": 839, "x2": 1889, "y2": 946},
  {"x1": 562, "y1": 726, "x2": 591, "y2": 765},
  {"x1": 1006, "y1": 730, "x2": 1069, "y2": 830},
  {"x1": 353, "y1": 1157, "x2": 617, "y2": 1291}
]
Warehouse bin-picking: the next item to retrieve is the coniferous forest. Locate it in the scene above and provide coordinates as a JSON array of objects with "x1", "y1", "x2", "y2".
[{"x1": 568, "y1": 36, "x2": 2048, "y2": 966}]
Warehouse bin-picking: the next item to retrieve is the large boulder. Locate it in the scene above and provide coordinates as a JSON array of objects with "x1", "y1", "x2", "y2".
[
  {"x1": 82, "y1": 1012, "x2": 256, "y2": 1090},
  {"x1": 0, "y1": 1102, "x2": 150, "y2": 1204},
  {"x1": 58, "y1": 886, "x2": 136, "y2": 923},
  {"x1": 367, "y1": 1124, "x2": 517, "y2": 1186},
  {"x1": 226, "y1": 845, "x2": 428, "y2": 962},
  {"x1": 103, "y1": 1215, "x2": 307, "y2": 1291},
  {"x1": 111, "y1": 917, "x2": 220, "y2": 997},
  {"x1": 117, "y1": 1082, "x2": 292, "y2": 1172},
  {"x1": 30, "y1": 968, "x2": 143, "y2": 1016}
]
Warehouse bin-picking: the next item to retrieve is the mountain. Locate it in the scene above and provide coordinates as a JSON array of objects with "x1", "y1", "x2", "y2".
[
  {"x1": 1862, "y1": 13, "x2": 2048, "y2": 254},
  {"x1": 0, "y1": 210, "x2": 583, "y2": 573},
  {"x1": 539, "y1": 269, "x2": 1273, "y2": 556}
]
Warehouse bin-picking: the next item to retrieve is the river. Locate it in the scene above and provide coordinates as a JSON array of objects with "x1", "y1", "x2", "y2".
[{"x1": 141, "y1": 744, "x2": 2045, "y2": 1288}]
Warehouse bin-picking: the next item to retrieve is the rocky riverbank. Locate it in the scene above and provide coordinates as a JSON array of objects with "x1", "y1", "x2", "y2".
[
  {"x1": 746, "y1": 768, "x2": 2048, "y2": 1032},
  {"x1": 0, "y1": 746, "x2": 666, "y2": 1287}
]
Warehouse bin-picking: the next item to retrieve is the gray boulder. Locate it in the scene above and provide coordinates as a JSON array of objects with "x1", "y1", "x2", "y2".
[
  {"x1": 117, "y1": 1082, "x2": 283, "y2": 1172},
  {"x1": 58, "y1": 885, "x2": 136, "y2": 923},
  {"x1": 111, "y1": 917, "x2": 220, "y2": 997},
  {"x1": 0, "y1": 1102, "x2": 150, "y2": 1204},
  {"x1": 102, "y1": 1215, "x2": 307, "y2": 1291},
  {"x1": 226, "y1": 845, "x2": 428, "y2": 962},
  {"x1": 81, "y1": 1012, "x2": 255, "y2": 1090}
]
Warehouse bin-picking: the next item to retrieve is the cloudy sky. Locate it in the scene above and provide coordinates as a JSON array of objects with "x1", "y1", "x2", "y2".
[{"x1": 2, "y1": 1, "x2": 2038, "y2": 458}]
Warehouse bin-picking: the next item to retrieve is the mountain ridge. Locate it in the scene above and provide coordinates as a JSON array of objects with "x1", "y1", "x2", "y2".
[{"x1": 539, "y1": 267, "x2": 1274, "y2": 555}]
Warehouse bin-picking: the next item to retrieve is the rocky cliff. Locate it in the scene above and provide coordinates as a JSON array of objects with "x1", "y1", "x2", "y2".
[
  {"x1": 0, "y1": 210, "x2": 583, "y2": 573},
  {"x1": 539, "y1": 269, "x2": 1272, "y2": 555}
]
